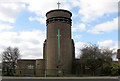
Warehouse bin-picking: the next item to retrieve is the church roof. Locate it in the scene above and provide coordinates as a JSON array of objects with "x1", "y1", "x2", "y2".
[
  {"x1": 46, "y1": 9, "x2": 72, "y2": 17},
  {"x1": 17, "y1": 59, "x2": 36, "y2": 61},
  {"x1": 17, "y1": 59, "x2": 44, "y2": 61}
]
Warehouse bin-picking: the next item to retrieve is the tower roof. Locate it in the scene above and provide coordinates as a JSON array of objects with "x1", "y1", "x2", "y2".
[{"x1": 46, "y1": 9, "x2": 72, "y2": 17}]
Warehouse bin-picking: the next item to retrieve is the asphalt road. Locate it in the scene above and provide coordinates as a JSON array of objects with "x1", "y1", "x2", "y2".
[{"x1": 2, "y1": 79, "x2": 119, "y2": 81}]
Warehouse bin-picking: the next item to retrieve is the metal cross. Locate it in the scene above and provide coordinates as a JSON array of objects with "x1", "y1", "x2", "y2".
[
  {"x1": 57, "y1": 28, "x2": 61, "y2": 61},
  {"x1": 57, "y1": 2, "x2": 61, "y2": 9}
]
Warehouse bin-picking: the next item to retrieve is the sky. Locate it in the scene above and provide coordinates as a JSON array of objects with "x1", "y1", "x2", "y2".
[{"x1": 0, "y1": 0, "x2": 119, "y2": 60}]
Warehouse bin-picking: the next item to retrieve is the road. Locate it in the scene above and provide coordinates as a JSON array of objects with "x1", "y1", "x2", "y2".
[{"x1": 2, "y1": 79, "x2": 119, "y2": 81}]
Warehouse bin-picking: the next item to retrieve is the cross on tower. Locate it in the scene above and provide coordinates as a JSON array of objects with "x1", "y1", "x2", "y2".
[
  {"x1": 57, "y1": 2, "x2": 61, "y2": 9},
  {"x1": 57, "y1": 28, "x2": 61, "y2": 61}
]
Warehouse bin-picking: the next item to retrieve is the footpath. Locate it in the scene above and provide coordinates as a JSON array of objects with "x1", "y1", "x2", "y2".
[{"x1": 2, "y1": 76, "x2": 119, "y2": 79}]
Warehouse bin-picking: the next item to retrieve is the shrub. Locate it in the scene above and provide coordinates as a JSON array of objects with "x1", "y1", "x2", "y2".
[{"x1": 110, "y1": 63, "x2": 120, "y2": 76}]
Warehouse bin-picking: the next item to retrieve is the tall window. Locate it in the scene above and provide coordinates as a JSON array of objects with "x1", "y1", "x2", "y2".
[{"x1": 27, "y1": 64, "x2": 34, "y2": 69}]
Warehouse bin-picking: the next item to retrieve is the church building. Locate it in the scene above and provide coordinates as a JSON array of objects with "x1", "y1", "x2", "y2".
[{"x1": 16, "y1": 8, "x2": 75, "y2": 75}]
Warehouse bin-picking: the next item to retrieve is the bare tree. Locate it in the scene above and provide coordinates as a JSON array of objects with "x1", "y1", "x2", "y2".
[
  {"x1": 2, "y1": 47, "x2": 20, "y2": 75},
  {"x1": 100, "y1": 48, "x2": 115, "y2": 74},
  {"x1": 79, "y1": 44, "x2": 114, "y2": 75},
  {"x1": 100, "y1": 48, "x2": 114, "y2": 64}
]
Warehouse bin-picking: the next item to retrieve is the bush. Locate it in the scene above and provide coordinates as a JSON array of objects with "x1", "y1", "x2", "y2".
[{"x1": 110, "y1": 63, "x2": 120, "y2": 76}]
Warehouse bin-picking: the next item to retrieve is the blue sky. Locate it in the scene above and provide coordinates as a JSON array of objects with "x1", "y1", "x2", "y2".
[{"x1": 0, "y1": 0, "x2": 119, "y2": 60}]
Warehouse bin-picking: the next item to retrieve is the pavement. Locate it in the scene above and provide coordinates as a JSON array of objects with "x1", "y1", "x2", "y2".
[
  {"x1": 2, "y1": 76, "x2": 119, "y2": 79},
  {"x1": 2, "y1": 77, "x2": 120, "y2": 81},
  {"x1": 1, "y1": 79, "x2": 120, "y2": 81}
]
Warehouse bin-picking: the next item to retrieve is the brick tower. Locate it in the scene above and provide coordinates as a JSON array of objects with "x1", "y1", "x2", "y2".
[{"x1": 43, "y1": 9, "x2": 75, "y2": 75}]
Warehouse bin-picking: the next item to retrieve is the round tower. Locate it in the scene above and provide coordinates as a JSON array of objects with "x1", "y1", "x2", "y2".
[{"x1": 44, "y1": 9, "x2": 74, "y2": 75}]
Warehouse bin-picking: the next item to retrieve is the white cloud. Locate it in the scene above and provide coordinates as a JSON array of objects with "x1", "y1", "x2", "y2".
[
  {"x1": 0, "y1": 1, "x2": 26, "y2": 23},
  {"x1": 78, "y1": 0, "x2": 119, "y2": 22},
  {"x1": 74, "y1": 35, "x2": 82, "y2": 39},
  {"x1": 98, "y1": 40, "x2": 118, "y2": 50},
  {"x1": 0, "y1": 24, "x2": 13, "y2": 31},
  {"x1": 75, "y1": 41, "x2": 85, "y2": 58},
  {"x1": 0, "y1": 0, "x2": 118, "y2": 24},
  {"x1": 0, "y1": 30, "x2": 45, "y2": 59},
  {"x1": 25, "y1": 0, "x2": 119, "y2": 23},
  {"x1": 29, "y1": 16, "x2": 46, "y2": 24},
  {"x1": 87, "y1": 17, "x2": 118, "y2": 34},
  {"x1": 73, "y1": 23, "x2": 86, "y2": 32}
]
